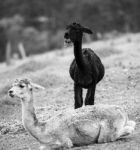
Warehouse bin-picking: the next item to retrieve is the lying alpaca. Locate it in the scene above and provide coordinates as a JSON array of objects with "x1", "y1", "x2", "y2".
[
  {"x1": 64, "y1": 22, "x2": 105, "y2": 109},
  {"x1": 8, "y1": 78, "x2": 135, "y2": 150}
]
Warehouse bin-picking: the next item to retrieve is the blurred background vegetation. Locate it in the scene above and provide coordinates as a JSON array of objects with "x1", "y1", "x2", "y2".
[{"x1": 0, "y1": 0, "x2": 140, "y2": 62}]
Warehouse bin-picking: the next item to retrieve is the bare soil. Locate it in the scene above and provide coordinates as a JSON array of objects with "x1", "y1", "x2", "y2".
[{"x1": 0, "y1": 33, "x2": 140, "y2": 150}]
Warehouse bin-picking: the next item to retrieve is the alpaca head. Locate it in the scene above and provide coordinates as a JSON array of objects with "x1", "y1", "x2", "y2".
[
  {"x1": 64, "y1": 22, "x2": 93, "y2": 44},
  {"x1": 8, "y1": 78, "x2": 45, "y2": 99}
]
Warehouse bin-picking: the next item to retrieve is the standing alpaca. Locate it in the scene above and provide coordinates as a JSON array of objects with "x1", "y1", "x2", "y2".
[
  {"x1": 64, "y1": 22, "x2": 105, "y2": 109},
  {"x1": 8, "y1": 78, "x2": 135, "y2": 150}
]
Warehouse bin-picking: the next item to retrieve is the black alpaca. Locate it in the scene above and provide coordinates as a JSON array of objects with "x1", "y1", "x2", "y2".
[{"x1": 64, "y1": 22, "x2": 105, "y2": 109}]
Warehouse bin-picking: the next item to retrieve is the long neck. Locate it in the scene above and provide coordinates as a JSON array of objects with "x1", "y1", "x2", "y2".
[
  {"x1": 73, "y1": 40, "x2": 86, "y2": 73},
  {"x1": 21, "y1": 94, "x2": 37, "y2": 129},
  {"x1": 21, "y1": 93, "x2": 50, "y2": 144}
]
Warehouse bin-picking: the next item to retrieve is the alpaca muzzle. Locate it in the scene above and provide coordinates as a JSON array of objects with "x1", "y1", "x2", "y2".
[{"x1": 8, "y1": 90, "x2": 15, "y2": 97}]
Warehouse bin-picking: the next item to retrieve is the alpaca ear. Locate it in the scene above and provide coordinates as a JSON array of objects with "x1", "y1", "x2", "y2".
[
  {"x1": 82, "y1": 27, "x2": 93, "y2": 34},
  {"x1": 31, "y1": 83, "x2": 45, "y2": 91}
]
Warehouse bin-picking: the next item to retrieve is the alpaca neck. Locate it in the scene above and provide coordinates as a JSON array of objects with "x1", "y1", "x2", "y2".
[
  {"x1": 74, "y1": 40, "x2": 86, "y2": 72},
  {"x1": 21, "y1": 93, "x2": 50, "y2": 144},
  {"x1": 21, "y1": 95, "x2": 37, "y2": 129}
]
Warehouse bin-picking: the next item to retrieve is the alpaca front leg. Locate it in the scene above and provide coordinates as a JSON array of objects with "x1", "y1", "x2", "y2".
[
  {"x1": 74, "y1": 84, "x2": 83, "y2": 109},
  {"x1": 85, "y1": 84, "x2": 96, "y2": 105}
]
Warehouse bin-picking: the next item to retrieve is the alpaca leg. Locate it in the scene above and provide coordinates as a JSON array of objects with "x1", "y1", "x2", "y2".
[
  {"x1": 85, "y1": 84, "x2": 96, "y2": 105},
  {"x1": 117, "y1": 126, "x2": 135, "y2": 139},
  {"x1": 75, "y1": 120, "x2": 100, "y2": 144},
  {"x1": 117, "y1": 120, "x2": 136, "y2": 138},
  {"x1": 74, "y1": 84, "x2": 83, "y2": 109},
  {"x1": 40, "y1": 144, "x2": 64, "y2": 150},
  {"x1": 61, "y1": 137, "x2": 73, "y2": 149},
  {"x1": 97, "y1": 121, "x2": 113, "y2": 143},
  {"x1": 126, "y1": 120, "x2": 136, "y2": 129},
  {"x1": 40, "y1": 144, "x2": 51, "y2": 150}
]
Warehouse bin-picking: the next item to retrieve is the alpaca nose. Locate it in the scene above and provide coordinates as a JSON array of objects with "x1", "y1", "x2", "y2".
[
  {"x1": 9, "y1": 90, "x2": 13, "y2": 94},
  {"x1": 8, "y1": 90, "x2": 14, "y2": 97}
]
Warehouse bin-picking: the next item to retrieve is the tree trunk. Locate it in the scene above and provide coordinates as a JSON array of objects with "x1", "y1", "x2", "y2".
[{"x1": 6, "y1": 42, "x2": 12, "y2": 65}]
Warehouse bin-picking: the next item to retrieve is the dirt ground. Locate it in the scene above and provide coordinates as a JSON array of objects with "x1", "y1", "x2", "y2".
[{"x1": 0, "y1": 33, "x2": 140, "y2": 150}]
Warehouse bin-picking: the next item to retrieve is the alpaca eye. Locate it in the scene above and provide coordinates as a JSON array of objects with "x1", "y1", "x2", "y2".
[{"x1": 19, "y1": 85, "x2": 24, "y2": 88}]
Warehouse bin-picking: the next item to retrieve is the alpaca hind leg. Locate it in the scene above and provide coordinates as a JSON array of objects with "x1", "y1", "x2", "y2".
[
  {"x1": 117, "y1": 125, "x2": 135, "y2": 139},
  {"x1": 74, "y1": 84, "x2": 83, "y2": 109},
  {"x1": 126, "y1": 120, "x2": 136, "y2": 129},
  {"x1": 97, "y1": 121, "x2": 114, "y2": 143},
  {"x1": 85, "y1": 84, "x2": 96, "y2": 105},
  {"x1": 75, "y1": 120, "x2": 100, "y2": 144},
  {"x1": 118, "y1": 120, "x2": 136, "y2": 138}
]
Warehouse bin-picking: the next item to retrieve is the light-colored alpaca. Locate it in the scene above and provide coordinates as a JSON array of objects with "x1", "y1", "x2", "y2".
[{"x1": 8, "y1": 78, "x2": 136, "y2": 150}]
